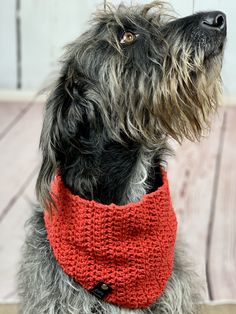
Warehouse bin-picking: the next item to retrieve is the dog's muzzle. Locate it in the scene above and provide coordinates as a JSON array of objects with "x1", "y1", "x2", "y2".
[{"x1": 166, "y1": 10, "x2": 227, "y2": 58}]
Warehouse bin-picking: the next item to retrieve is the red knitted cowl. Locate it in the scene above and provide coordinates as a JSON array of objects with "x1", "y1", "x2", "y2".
[{"x1": 44, "y1": 170, "x2": 177, "y2": 309}]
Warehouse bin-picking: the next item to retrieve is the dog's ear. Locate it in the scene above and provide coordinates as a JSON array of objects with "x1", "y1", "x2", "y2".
[
  {"x1": 36, "y1": 62, "x2": 84, "y2": 212},
  {"x1": 36, "y1": 59, "x2": 104, "y2": 212},
  {"x1": 36, "y1": 81, "x2": 67, "y2": 212}
]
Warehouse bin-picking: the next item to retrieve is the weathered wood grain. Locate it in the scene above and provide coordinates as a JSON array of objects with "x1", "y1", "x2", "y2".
[
  {"x1": 0, "y1": 102, "x2": 28, "y2": 139},
  {"x1": 0, "y1": 175, "x2": 37, "y2": 302},
  {"x1": 168, "y1": 109, "x2": 225, "y2": 298},
  {"x1": 208, "y1": 107, "x2": 236, "y2": 299},
  {"x1": 0, "y1": 101, "x2": 42, "y2": 221}
]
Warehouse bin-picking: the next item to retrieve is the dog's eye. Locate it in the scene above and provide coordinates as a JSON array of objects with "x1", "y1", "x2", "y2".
[{"x1": 120, "y1": 32, "x2": 138, "y2": 45}]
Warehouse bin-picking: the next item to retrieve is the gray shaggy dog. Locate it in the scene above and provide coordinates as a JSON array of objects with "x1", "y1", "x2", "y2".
[{"x1": 18, "y1": 1, "x2": 227, "y2": 313}]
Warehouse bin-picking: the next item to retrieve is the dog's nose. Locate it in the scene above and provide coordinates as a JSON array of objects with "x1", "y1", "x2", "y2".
[{"x1": 201, "y1": 11, "x2": 226, "y2": 33}]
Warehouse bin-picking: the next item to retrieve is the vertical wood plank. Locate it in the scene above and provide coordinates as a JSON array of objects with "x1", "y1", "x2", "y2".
[
  {"x1": 0, "y1": 0, "x2": 17, "y2": 88},
  {"x1": 21, "y1": 0, "x2": 54, "y2": 89},
  {"x1": 209, "y1": 107, "x2": 236, "y2": 299},
  {"x1": 20, "y1": 0, "x2": 102, "y2": 89},
  {"x1": 168, "y1": 111, "x2": 224, "y2": 299},
  {"x1": 194, "y1": 0, "x2": 236, "y2": 97}
]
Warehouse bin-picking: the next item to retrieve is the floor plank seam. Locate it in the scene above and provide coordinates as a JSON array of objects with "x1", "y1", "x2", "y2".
[
  {"x1": 0, "y1": 166, "x2": 39, "y2": 224},
  {"x1": 2, "y1": 289, "x2": 18, "y2": 302},
  {"x1": 0, "y1": 99, "x2": 36, "y2": 142}
]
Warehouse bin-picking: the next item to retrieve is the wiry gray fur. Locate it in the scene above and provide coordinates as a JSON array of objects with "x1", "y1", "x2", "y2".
[
  {"x1": 18, "y1": 148, "x2": 201, "y2": 314},
  {"x1": 18, "y1": 1, "x2": 226, "y2": 313},
  {"x1": 18, "y1": 202, "x2": 201, "y2": 314}
]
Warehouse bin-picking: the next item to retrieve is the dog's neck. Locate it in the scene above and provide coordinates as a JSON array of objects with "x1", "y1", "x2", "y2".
[{"x1": 60, "y1": 138, "x2": 165, "y2": 206}]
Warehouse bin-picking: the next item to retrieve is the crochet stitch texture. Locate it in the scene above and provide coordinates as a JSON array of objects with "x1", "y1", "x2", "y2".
[{"x1": 44, "y1": 170, "x2": 177, "y2": 309}]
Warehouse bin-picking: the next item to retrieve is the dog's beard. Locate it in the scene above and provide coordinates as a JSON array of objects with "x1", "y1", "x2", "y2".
[
  {"x1": 153, "y1": 44, "x2": 223, "y2": 142},
  {"x1": 98, "y1": 46, "x2": 223, "y2": 145}
]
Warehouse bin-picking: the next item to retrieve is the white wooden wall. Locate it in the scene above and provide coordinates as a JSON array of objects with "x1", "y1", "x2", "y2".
[
  {"x1": 0, "y1": 0, "x2": 17, "y2": 88},
  {"x1": 0, "y1": 0, "x2": 235, "y2": 96}
]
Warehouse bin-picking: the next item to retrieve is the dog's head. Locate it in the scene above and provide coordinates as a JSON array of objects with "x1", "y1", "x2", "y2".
[
  {"x1": 52, "y1": 1, "x2": 226, "y2": 141},
  {"x1": 37, "y1": 1, "x2": 227, "y2": 209}
]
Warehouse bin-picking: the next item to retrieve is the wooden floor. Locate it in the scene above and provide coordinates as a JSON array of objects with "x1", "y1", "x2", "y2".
[{"x1": 0, "y1": 98, "x2": 235, "y2": 303}]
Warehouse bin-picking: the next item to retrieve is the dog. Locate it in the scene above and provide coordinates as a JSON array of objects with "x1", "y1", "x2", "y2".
[{"x1": 17, "y1": 2, "x2": 227, "y2": 313}]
